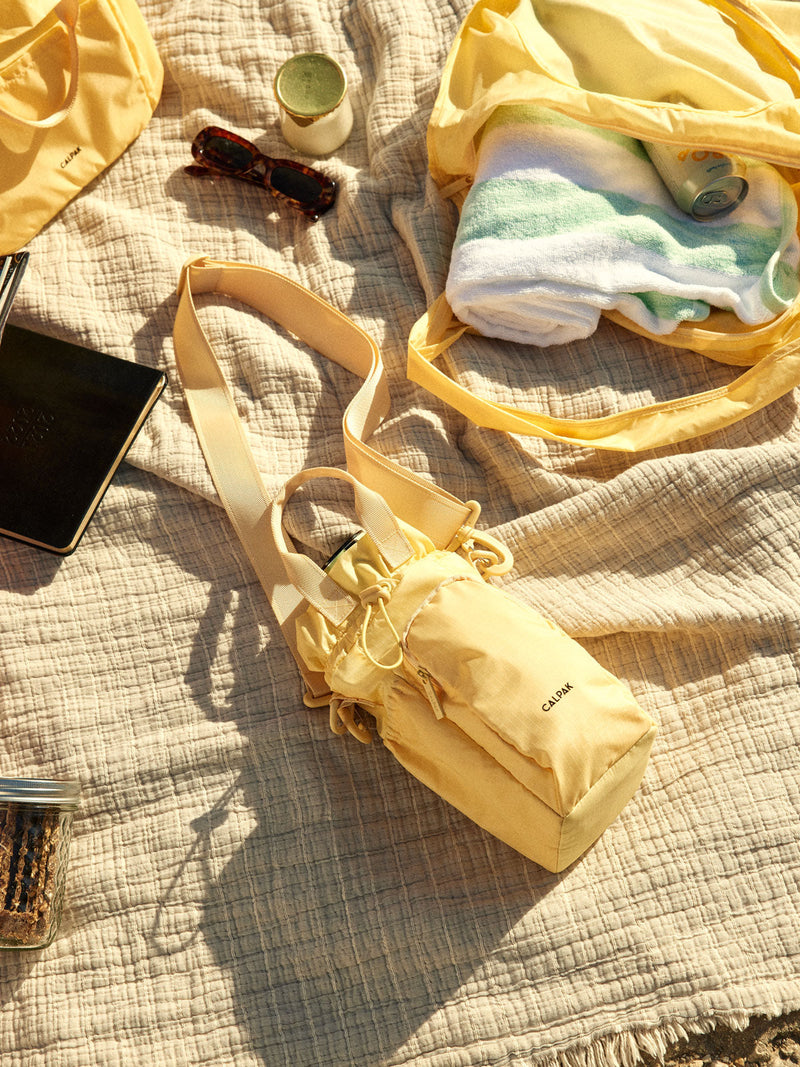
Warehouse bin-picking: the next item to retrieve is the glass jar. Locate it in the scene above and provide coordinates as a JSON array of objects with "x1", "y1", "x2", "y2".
[
  {"x1": 274, "y1": 52, "x2": 353, "y2": 156},
  {"x1": 0, "y1": 778, "x2": 80, "y2": 949}
]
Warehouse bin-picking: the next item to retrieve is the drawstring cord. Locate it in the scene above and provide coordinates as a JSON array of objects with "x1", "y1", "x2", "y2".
[
  {"x1": 305, "y1": 689, "x2": 375, "y2": 743},
  {"x1": 309, "y1": 530, "x2": 514, "y2": 745},
  {"x1": 356, "y1": 580, "x2": 404, "y2": 670},
  {"x1": 461, "y1": 530, "x2": 514, "y2": 576},
  {"x1": 329, "y1": 695, "x2": 374, "y2": 744},
  {"x1": 307, "y1": 578, "x2": 404, "y2": 744}
]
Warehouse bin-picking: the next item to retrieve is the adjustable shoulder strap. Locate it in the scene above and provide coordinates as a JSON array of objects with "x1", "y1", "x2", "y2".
[{"x1": 172, "y1": 256, "x2": 480, "y2": 695}]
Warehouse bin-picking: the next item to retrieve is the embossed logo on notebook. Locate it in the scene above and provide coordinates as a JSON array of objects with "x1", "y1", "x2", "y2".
[{"x1": 2, "y1": 406, "x2": 54, "y2": 449}]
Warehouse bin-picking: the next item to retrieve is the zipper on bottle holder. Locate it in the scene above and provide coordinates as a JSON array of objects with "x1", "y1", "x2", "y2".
[{"x1": 417, "y1": 667, "x2": 446, "y2": 720}]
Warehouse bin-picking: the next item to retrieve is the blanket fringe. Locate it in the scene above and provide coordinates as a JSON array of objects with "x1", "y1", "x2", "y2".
[{"x1": 544, "y1": 1008, "x2": 759, "y2": 1067}]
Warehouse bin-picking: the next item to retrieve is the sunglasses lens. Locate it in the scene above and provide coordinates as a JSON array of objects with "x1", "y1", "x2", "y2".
[
  {"x1": 203, "y1": 135, "x2": 255, "y2": 171},
  {"x1": 270, "y1": 166, "x2": 326, "y2": 205}
]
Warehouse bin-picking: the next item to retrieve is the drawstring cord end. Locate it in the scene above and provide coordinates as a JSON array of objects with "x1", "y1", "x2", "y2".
[
  {"x1": 357, "y1": 580, "x2": 404, "y2": 670},
  {"x1": 329, "y1": 695, "x2": 373, "y2": 743}
]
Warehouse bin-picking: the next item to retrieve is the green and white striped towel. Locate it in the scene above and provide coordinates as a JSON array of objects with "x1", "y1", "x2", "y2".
[{"x1": 445, "y1": 105, "x2": 800, "y2": 347}]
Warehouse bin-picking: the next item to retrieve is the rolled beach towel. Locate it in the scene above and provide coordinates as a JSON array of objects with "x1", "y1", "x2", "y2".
[{"x1": 445, "y1": 105, "x2": 800, "y2": 347}]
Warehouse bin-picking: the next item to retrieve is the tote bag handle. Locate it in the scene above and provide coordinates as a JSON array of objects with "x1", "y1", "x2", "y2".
[
  {"x1": 0, "y1": 0, "x2": 80, "y2": 128},
  {"x1": 407, "y1": 292, "x2": 800, "y2": 452}
]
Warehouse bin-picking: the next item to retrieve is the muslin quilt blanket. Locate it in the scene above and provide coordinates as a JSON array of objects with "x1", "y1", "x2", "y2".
[{"x1": 1, "y1": 1, "x2": 799, "y2": 1065}]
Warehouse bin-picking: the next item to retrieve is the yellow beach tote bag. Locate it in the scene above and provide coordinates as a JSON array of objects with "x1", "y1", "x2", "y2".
[
  {"x1": 0, "y1": 0, "x2": 163, "y2": 254},
  {"x1": 409, "y1": 0, "x2": 800, "y2": 450}
]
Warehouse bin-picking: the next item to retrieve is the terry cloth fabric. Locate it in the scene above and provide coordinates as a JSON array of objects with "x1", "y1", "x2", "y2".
[{"x1": 445, "y1": 105, "x2": 800, "y2": 347}]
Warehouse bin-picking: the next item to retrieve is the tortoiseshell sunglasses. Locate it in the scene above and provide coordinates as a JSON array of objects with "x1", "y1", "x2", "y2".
[{"x1": 185, "y1": 126, "x2": 337, "y2": 221}]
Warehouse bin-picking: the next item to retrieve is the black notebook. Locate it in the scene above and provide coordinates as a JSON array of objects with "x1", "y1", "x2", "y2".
[{"x1": 0, "y1": 324, "x2": 166, "y2": 554}]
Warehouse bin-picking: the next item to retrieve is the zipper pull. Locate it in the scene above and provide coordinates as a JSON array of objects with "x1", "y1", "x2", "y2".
[{"x1": 417, "y1": 668, "x2": 446, "y2": 720}]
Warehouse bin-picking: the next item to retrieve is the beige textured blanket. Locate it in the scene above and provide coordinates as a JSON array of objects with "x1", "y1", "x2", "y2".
[{"x1": 1, "y1": 0, "x2": 798, "y2": 1064}]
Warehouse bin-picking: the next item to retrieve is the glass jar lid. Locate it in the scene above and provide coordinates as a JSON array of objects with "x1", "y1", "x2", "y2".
[
  {"x1": 274, "y1": 53, "x2": 347, "y2": 119},
  {"x1": 0, "y1": 777, "x2": 80, "y2": 810}
]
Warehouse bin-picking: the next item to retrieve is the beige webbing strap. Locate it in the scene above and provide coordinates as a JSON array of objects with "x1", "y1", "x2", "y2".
[
  {"x1": 268, "y1": 466, "x2": 415, "y2": 623},
  {"x1": 172, "y1": 256, "x2": 479, "y2": 696}
]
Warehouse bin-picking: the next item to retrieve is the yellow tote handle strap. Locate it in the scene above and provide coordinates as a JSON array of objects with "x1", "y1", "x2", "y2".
[
  {"x1": 173, "y1": 257, "x2": 479, "y2": 696},
  {"x1": 407, "y1": 293, "x2": 800, "y2": 452},
  {"x1": 702, "y1": 0, "x2": 800, "y2": 82},
  {"x1": 0, "y1": 0, "x2": 80, "y2": 128}
]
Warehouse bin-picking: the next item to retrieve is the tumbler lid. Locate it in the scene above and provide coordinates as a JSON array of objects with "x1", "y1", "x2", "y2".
[{"x1": 274, "y1": 53, "x2": 347, "y2": 119}]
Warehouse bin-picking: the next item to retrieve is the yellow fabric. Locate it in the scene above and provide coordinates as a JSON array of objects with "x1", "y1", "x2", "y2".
[
  {"x1": 295, "y1": 514, "x2": 657, "y2": 873},
  {"x1": 173, "y1": 256, "x2": 483, "y2": 701},
  {"x1": 410, "y1": 0, "x2": 800, "y2": 450},
  {"x1": 174, "y1": 257, "x2": 479, "y2": 552},
  {"x1": 174, "y1": 256, "x2": 657, "y2": 872},
  {"x1": 0, "y1": 0, "x2": 163, "y2": 255}
]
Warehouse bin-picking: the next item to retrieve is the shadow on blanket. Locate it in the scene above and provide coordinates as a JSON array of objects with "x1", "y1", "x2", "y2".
[
  {"x1": 173, "y1": 550, "x2": 556, "y2": 1066},
  {"x1": 126, "y1": 455, "x2": 554, "y2": 1066}
]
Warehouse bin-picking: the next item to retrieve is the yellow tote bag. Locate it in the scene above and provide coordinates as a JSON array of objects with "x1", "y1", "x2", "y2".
[
  {"x1": 0, "y1": 0, "x2": 163, "y2": 255},
  {"x1": 409, "y1": 0, "x2": 800, "y2": 451}
]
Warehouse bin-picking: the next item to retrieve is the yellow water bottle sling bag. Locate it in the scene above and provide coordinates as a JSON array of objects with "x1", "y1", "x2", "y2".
[{"x1": 173, "y1": 257, "x2": 656, "y2": 872}]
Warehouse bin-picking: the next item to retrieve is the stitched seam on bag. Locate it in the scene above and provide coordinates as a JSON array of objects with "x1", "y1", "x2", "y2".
[
  {"x1": 401, "y1": 575, "x2": 566, "y2": 815},
  {"x1": 399, "y1": 573, "x2": 481, "y2": 648},
  {"x1": 557, "y1": 723, "x2": 655, "y2": 870},
  {"x1": 399, "y1": 575, "x2": 478, "y2": 718},
  {"x1": 380, "y1": 674, "x2": 563, "y2": 826}
]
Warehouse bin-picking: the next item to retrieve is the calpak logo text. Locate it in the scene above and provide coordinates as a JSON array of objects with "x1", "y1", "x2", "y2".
[{"x1": 542, "y1": 683, "x2": 573, "y2": 712}]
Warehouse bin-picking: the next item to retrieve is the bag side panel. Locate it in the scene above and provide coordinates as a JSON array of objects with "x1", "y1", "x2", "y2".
[
  {"x1": 379, "y1": 674, "x2": 566, "y2": 872},
  {"x1": 556, "y1": 723, "x2": 657, "y2": 870},
  {"x1": 403, "y1": 576, "x2": 654, "y2": 812}
]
